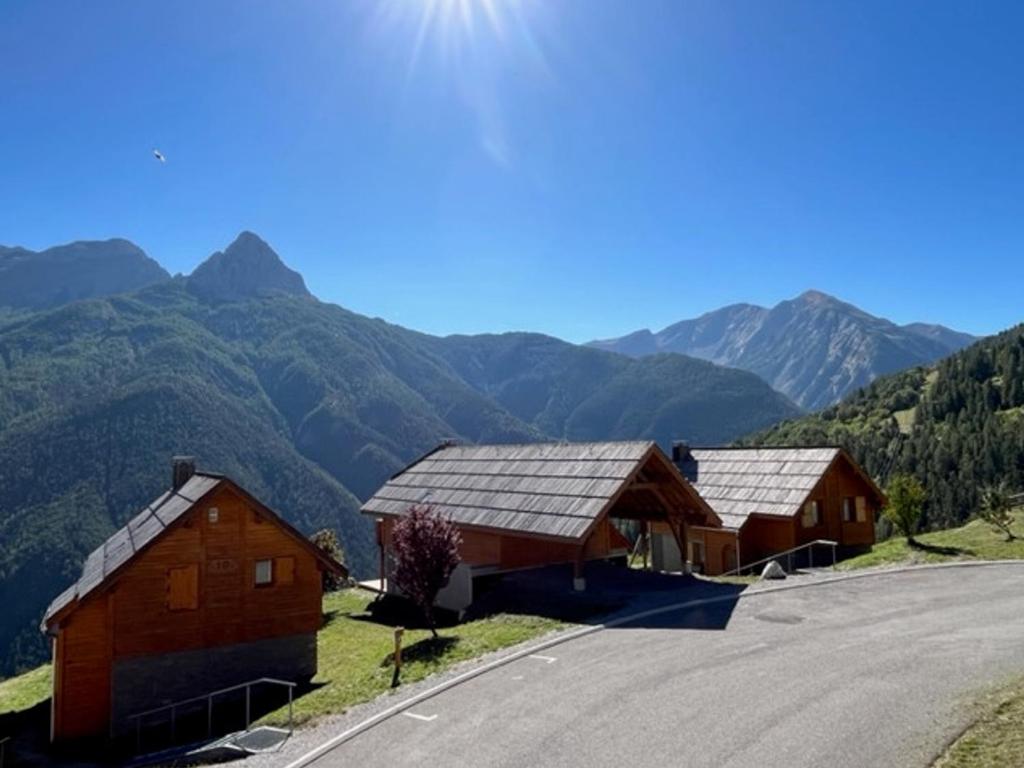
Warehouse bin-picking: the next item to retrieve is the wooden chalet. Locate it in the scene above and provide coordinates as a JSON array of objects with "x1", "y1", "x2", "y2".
[
  {"x1": 653, "y1": 444, "x2": 887, "y2": 575},
  {"x1": 361, "y1": 441, "x2": 720, "y2": 608},
  {"x1": 41, "y1": 458, "x2": 346, "y2": 743}
]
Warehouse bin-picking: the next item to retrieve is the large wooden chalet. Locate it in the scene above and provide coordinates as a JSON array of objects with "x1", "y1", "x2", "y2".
[
  {"x1": 41, "y1": 459, "x2": 346, "y2": 742},
  {"x1": 362, "y1": 441, "x2": 721, "y2": 608}
]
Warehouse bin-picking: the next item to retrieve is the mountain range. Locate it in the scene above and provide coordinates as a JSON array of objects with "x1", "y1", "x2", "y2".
[
  {"x1": 0, "y1": 232, "x2": 799, "y2": 675},
  {"x1": 588, "y1": 291, "x2": 977, "y2": 410}
]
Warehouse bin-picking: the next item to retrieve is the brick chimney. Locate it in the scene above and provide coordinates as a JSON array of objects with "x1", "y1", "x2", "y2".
[{"x1": 172, "y1": 456, "x2": 196, "y2": 491}]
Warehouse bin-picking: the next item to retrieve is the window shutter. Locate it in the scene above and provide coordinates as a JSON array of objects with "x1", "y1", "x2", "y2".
[
  {"x1": 167, "y1": 564, "x2": 199, "y2": 611},
  {"x1": 856, "y1": 496, "x2": 867, "y2": 522},
  {"x1": 276, "y1": 556, "x2": 296, "y2": 585},
  {"x1": 801, "y1": 502, "x2": 813, "y2": 528}
]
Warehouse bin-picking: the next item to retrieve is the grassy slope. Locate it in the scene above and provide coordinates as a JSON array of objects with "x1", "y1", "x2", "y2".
[
  {"x1": 936, "y1": 675, "x2": 1024, "y2": 768},
  {"x1": 838, "y1": 516, "x2": 1024, "y2": 571},
  {"x1": 0, "y1": 664, "x2": 50, "y2": 715},
  {"x1": 264, "y1": 590, "x2": 565, "y2": 726},
  {"x1": 0, "y1": 591, "x2": 566, "y2": 726}
]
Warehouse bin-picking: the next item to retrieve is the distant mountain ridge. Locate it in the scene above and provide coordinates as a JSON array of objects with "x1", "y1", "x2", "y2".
[
  {"x1": 0, "y1": 232, "x2": 799, "y2": 676},
  {"x1": 0, "y1": 239, "x2": 170, "y2": 309},
  {"x1": 589, "y1": 290, "x2": 977, "y2": 410}
]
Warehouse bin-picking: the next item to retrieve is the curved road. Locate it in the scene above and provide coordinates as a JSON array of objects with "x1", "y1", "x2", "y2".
[{"x1": 309, "y1": 565, "x2": 1024, "y2": 768}]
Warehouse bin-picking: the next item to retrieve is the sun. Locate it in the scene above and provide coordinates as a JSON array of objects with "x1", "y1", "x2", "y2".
[{"x1": 371, "y1": 0, "x2": 539, "y2": 73}]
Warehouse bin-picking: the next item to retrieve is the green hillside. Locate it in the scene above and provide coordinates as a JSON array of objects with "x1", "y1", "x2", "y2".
[{"x1": 746, "y1": 323, "x2": 1024, "y2": 530}]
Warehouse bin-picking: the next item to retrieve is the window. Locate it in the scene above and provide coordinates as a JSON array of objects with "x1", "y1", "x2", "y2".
[
  {"x1": 802, "y1": 500, "x2": 822, "y2": 528},
  {"x1": 167, "y1": 564, "x2": 198, "y2": 611},
  {"x1": 842, "y1": 497, "x2": 856, "y2": 523},
  {"x1": 254, "y1": 559, "x2": 273, "y2": 586},
  {"x1": 275, "y1": 556, "x2": 296, "y2": 585}
]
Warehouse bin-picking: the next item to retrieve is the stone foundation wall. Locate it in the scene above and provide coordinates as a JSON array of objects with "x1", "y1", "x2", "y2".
[{"x1": 110, "y1": 632, "x2": 316, "y2": 733}]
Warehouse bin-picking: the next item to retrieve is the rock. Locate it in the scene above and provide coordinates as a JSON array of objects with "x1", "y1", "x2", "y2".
[{"x1": 761, "y1": 560, "x2": 787, "y2": 580}]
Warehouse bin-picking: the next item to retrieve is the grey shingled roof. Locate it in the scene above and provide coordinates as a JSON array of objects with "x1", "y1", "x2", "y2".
[
  {"x1": 361, "y1": 441, "x2": 657, "y2": 541},
  {"x1": 684, "y1": 447, "x2": 841, "y2": 529},
  {"x1": 43, "y1": 473, "x2": 222, "y2": 625}
]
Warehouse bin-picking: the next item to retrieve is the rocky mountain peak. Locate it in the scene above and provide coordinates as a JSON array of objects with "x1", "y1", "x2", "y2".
[{"x1": 187, "y1": 232, "x2": 312, "y2": 302}]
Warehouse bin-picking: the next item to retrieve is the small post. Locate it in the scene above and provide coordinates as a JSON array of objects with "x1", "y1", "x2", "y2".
[
  {"x1": 170, "y1": 706, "x2": 176, "y2": 744},
  {"x1": 288, "y1": 686, "x2": 294, "y2": 734},
  {"x1": 2, "y1": 735, "x2": 8, "y2": 768},
  {"x1": 136, "y1": 718, "x2": 141, "y2": 753},
  {"x1": 392, "y1": 627, "x2": 405, "y2": 688},
  {"x1": 832, "y1": 543, "x2": 837, "y2": 570},
  {"x1": 245, "y1": 685, "x2": 251, "y2": 730},
  {"x1": 809, "y1": 546, "x2": 814, "y2": 568},
  {"x1": 208, "y1": 695, "x2": 213, "y2": 738}
]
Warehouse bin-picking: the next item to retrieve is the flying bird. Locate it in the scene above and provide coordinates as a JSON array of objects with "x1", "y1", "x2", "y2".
[{"x1": 152, "y1": 149, "x2": 166, "y2": 163}]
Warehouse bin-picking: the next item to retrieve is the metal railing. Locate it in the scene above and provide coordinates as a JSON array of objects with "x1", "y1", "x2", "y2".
[
  {"x1": 127, "y1": 677, "x2": 296, "y2": 753},
  {"x1": 1, "y1": 736, "x2": 9, "y2": 768},
  {"x1": 722, "y1": 539, "x2": 838, "y2": 577}
]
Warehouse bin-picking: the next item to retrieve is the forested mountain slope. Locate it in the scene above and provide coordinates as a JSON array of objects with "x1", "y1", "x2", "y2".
[{"x1": 745, "y1": 324, "x2": 1024, "y2": 531}]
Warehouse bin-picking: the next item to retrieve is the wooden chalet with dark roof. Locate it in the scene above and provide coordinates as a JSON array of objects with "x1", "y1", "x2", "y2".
[
  {"x1": 41, "y1": 458, "x2": 346, "y2": 743},
  {"x1": 653, "y1": 443, "x2": 886, "y2": 575},
  {"x1": 362, "y1": 440, "x2": 720, "y2": 607}
]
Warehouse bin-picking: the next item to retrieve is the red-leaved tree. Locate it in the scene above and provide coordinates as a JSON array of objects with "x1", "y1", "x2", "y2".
[{"x1": 391, "y1": 505, "x2": 462, "y2": 637}]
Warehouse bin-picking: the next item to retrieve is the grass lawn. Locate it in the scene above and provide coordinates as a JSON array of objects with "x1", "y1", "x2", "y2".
[
  {"x1": 935, "y1": 675, "x2": 1024, "y2": 768},
  {"x1": 838, "y1": 516, "x2": 1024, "y2": 572},
  {"x1": 0, "y1": 664, "x2": 51, "y2": 715},
  {"x1": 262, "y1": 588, "x2": 567, "y2": 727}
]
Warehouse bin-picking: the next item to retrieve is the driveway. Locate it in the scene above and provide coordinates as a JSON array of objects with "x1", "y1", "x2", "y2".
[{"x1": 299, "y1": 564, "x2": 1024, "y2": 768}]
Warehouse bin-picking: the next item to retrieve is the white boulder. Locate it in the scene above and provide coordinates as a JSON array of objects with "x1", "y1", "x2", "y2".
[{"x1": 761, "y1": 560, "x2": 787, "y2": 580}]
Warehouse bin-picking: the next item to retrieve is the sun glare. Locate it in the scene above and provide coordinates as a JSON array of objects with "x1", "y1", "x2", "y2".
[{"x1": 371, "y1": 0, "x2": 544, "y2": 74}]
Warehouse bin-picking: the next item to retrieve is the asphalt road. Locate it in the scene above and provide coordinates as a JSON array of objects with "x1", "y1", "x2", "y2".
[{"x1": 308, "y1": 565, "x2": 1024, "y2": 768}]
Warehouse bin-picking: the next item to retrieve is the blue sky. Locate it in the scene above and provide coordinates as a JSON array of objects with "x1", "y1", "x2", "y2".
[{"x1": 1, "y1": 1, "x2": 1022, "y2": 341}]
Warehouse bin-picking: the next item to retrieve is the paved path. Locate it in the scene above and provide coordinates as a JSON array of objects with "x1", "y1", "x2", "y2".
[{"x1": 303, "y1": 565, "x2": 1024, "y2": 768}]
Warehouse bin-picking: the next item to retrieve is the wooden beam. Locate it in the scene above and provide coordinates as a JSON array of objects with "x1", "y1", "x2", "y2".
[{"x1": 628, "y1": 482, "x2": 662, "y2": 492}]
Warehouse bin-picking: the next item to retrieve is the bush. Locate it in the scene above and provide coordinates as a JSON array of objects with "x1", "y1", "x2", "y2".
[
  {"x1": 309, "y1": 528, "x2": 347, "y2": 591},
  {"x1": 884, "y1": 474, "x2": 926, "y2": 542}
]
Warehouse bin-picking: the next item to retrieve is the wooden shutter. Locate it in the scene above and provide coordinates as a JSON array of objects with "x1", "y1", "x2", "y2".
[
  {"x1": 856, "y1": 496, "x2": 867, "y2": 523},
  {"x1": 167, "y1": 564, "x2": 199, "y2": 611},
  {"x1": 275, "y1": 556, "x2": 296, "y2": 585}
]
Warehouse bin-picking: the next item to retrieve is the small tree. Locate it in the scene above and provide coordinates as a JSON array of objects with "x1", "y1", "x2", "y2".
[
  {"x1": 391, "y1": 505, "x2": 462, "y2": 637},
  {"x1": 978, "y1": 483, "x2": 1016, "y2": 541},
  {"x1": 884, "y1": 474, "x2": 926, "y2": 544},
  {"x1": 309, "y1": 528, "x2": 347, "y2": 591}
]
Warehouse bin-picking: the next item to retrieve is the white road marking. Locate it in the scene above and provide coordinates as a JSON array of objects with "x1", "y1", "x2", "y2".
[
  {"x1": 511, "y1": 675, "x2": 525, "y2": 680},
  {"x1": 528, "y1": 654, "x2": 557, "y2": 664},
  {"x1": 402, "y1": 712, "x2": 438, "y2": 722}
]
